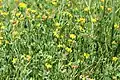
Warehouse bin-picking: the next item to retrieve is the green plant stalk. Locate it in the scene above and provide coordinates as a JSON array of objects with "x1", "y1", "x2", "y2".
[
  {"x1": 103, "y1": 0, "x2": 106, "y2": 17},
  {"x1": 84, "y1": 0, "x2": 94, "y2": 53},
  {"x1": 111, "y1": 0, "x2": 115, "y2": 46}
]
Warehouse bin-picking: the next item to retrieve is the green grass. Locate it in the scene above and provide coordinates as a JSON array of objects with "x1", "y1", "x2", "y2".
[{"x1": 0, "y1": 0, "x2": 120, "y2": 80}]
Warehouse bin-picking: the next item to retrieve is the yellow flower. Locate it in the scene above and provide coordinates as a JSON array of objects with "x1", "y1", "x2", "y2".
[
  {"x1": 12, "y1": 31, "x2": 18, "y2": 36},
  {"x1": 57, "y1": 44, "x2": 65, "y2": 48},
  {"x1": 75, "y1": 7, "x2": 78, "y2": 11},
  {"x1": 5, "y1": 40, "x2": 9, "y2": 44},
  {"x1": 79, "y1": 18, "x2": 85, "y2": 23},
  {"x1": 12, "y1": 31, "x2": 20, "y2": 39},
  {"x1": 57, "y1": 44, "x2": 63, "y2": 48},
  {"x1": 16, "y1": 12, "x2": 21, "y2": 17},
  {"x1": 0, "y1": 0, "x2": 2, "y2": 3},
  {"x1": 84, "y1": 7, "x2": 89, "y2": 12},
  {"x1": 112, "y1": 41, "x2": 117, "y2": 44},
  {"x1": 19, "y1": 2, "x2": 27, "y2": 8},
  {"x1": 31, "y1": 10, "x2": 37, "y2": 13},
  {"x1": 84, "y1": 53, "x2": 90, "y2": 59},
  {"x1": 0, "y1": 40, "x2": 2, "y2": 45},
  {"x1": 0, "y1": 5, "x2": 2, "y2": 8},
  {"x1": 70, "y1": 34, "x2": 76, "y2": 39},
  {"x1": 36, "y1": 15, "x2": 40, "y2": 19},
  {"x1": 68, "y1": 13, "x2": 73, "y2": 18},
  {"x1": 107, "y1": 8, "x2": 112, "y2": 12},
  {"x1": 19, "y1": 15, "x2": 24, "y2": 20},
  {"x1": 0, "y1": 22, "x2": 3, "y2": 26},
  {"x1": 0, "y1": 36, "x2": 3, "y2": 40},
  {"x1": 12, "y1": 58, "x2": 18, "y2": 64},
  {"x1": 26, "y1": 8, "x2": 32, "y2": 12},
  {"x1": 80, "y1": 26, "x2": 83, "y2": 31},
  {"x1": 63, "y1": 12, "x2": 73, "y2": 18},
  {"x1": 114, "y1": 24, "x2": 119, "y2": 29},
  {"x1": 1, "y1": 26, "x2": 5, "y2": 29},
  {"x1": 80, "y1": 26, "x2": 85, "y2": 32},
  {"x1": 60, "y1": 34, "x2": 64, "y2": 38},
  {"x1": 15, "y1": 0, "x2": 19, "y2": 2},
  {"x1": 1, "y1": 12, "x2": 8, "y2": 16},
  {"x1": 65, "y1": 47, "x2": 72, "y2": 53},
  {"x1": 26, "y1": 55, "x2": 31, "y2": 61},
  {"x1": 112, "y1": 57, "x2": 118, "y2": 62},
  {"x1": 55, "y1": 22, "x2": 60, "y2": 27},
  {"x1": 67, "y1": 4, "x2": 70, "y2": 7},
  {"x1": 45, "y1": 63, "x2": 52, "y2": 69},
  {"x1": 100, "y1": 6, "x2": 104, "y2": 10},
  {"x1": 91, "y1": 18, "x2": 97, "y2": 23},
  {"x1": 42, "y1": 15, "x2": 47, "y2": 20},
  {"x1": 53, "y1": 29, "x2": 59, "y2": 38},
  {"x1": 51, "y1": 0, "x2": 57, "y2": 6},
  {"x1": 100, "y1": 0, "x2": 104, "y2": 2}
]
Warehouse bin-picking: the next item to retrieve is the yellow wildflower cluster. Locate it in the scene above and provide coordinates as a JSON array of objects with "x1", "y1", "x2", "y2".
[
  {"x1": 65, "y1": 47, "x2": 72, "y2": 53},
  {"x1": 26, "y1": 8, "x2": 37, "y2": 14},
  {"x1": 0, "y1": 39, "x2": 2, "y2": 45},
  {"x1": 21, "y1": 54, "x2": 32, "y2": 61},
  {"x1": 57, "y1": 44, "x2": 65, "y2": 48},
  {"x1": 112, "y1": 41, "x2": 117, "y2": 44},
  {"x1": 112, "y1": 57, "x2": 118, "y2": 62},
  {"x1": 91, "y1": 18, "x2": 97, "y2": 23},
  {"x1": 53, "y1": 29, "x2": 59, "y2": 38},
  {"x1": 54, "y1": 22, "x2": 60, "y2": 27},
  {"x1": 84, "y1": 7, "x2": 89, "y2": 12},
  {"x1": 0, "y1": 0, "x2": 119, "y2": 79},
  {"x1": 84, "y1": 53, "x2": 90, "y2": 59},
  {"x1": 16, "y1": 12, "x2": 21, "y2": 17},
  {"x1": 0, "y1": 0, "x2": 2, "y2": 3},
  {"x1": 79, "y1": 26, "x2": 85, "y2": 32},
  {"x1": 100, "y1": 0, "x2": 104, "y2": 2},
  {"x1": 45, "y1": 63, "x2": 52, "y2": 69},
  {"x1": 114, "y1": 24, "x2": 119, "y2": 29},
  {"x1": 12, "y1": 31, "x2": 18, "y2": 36},
  {"x1": 19, "y1": 2, "x2": 27, "y2": 8},
  {"x1": 14, "y1": 0, "x2": 19, "y2": 2},
  {"x1": 100, "y1": 6, "x2": 104, "y2": 10},
  {"x1": 0, "y1": 0, "x2": 2, "y2": 8},
  {"x1": 25, "y1": 55, "x2": 31, "y2": 61},
  {"x1": 51, "y1": 0, "x2": 57, "y2": 6},
  {"x1": 69, "y1": 34, "x2": 76, "y2": 39},
  {"x1": 79, "y1": 18, "x2": 85, "y2": 24},
  {"x1": 107, "y1": 8, "x2": 112, "y2": 12},
  {"x1": 12, "y1": 58, "x2": 18, "y2": 64},
  {"x1": 0, "y1": 11, "x2": 9, "y2": 16},
  {"x1": 63, "y1": 12, "x2": 73, "y2": 18}
]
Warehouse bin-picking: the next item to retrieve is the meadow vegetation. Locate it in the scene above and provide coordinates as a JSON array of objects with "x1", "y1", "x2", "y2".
[{"x1": 0, "y1": 0, "x2": 120, "y2": 80}]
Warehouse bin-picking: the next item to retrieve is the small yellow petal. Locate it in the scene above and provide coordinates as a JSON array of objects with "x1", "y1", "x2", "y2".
[
  {"x1": 84, "y1": 53, "x2": 90, "y2": 59},
  {"x1": 91, "y1": 18, "x2": 97, "y2": 23},
  {"x1": 65, "y1": 47, "x2": 72, "y2": 53},
  {"x1": 12, "y1": 58, "x2": 18, "y2": 64},
  {"x1": 112, "y1": 57, "x2": 118, "y2": 62},
  {"x1": 19, "y1": 2, "x2": 27, "y2": 8},
  {"x1": 114, "y1": 24, "x2": 119, "y2": 29},
  {"x1": 107, "y1": 8, "x2": 112, "y2": 12},
  {"x1": 70, "y1": 34, "x2": 76, "y2": 39},
  {"x1": 100, "y1": 0, "x2": 104, "y2": 2},
  {"x1": 84, "y1": 7, "x2": 89, "y2": 12},
  {"x1": 45, "y1": 63, "x2": 52, "y2": 69}
]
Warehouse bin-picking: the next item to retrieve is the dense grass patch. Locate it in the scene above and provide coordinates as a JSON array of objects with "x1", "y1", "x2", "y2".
[{"x1": 0, "y1": 0, "x2": 120, "y2": 80}]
